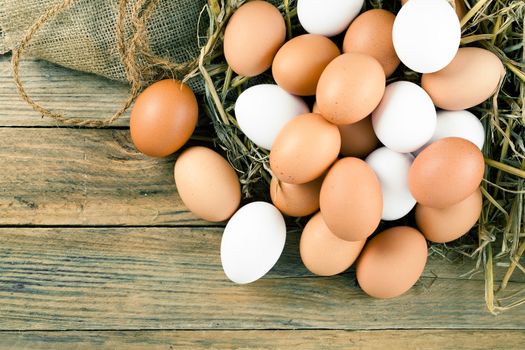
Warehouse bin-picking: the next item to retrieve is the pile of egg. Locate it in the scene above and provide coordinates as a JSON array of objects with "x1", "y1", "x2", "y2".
[{"x1": 129, "y1": 0, "x2": 504, "y2": 298}]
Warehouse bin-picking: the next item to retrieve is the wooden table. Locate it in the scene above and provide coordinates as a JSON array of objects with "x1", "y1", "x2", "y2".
[{"x1": 1, "y1": 54, "x2": 524, "y2": 349}]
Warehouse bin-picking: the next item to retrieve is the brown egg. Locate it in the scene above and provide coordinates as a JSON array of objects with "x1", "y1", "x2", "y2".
[
  {"x1": 357, "y1": 226, "x2": 428, "y2": 299},
  {"x1": 270, "y1": 113, "x2": 341, "y2": 184},
  {"x1": 409, "y1": 137, "x2": 484, "y2": 209},
  {"x1": 130, "y1": 80, "x2": 198, "y2": 157},
  {"x1": 270, "y1": 176, "x2": 322, "y2": 217},
  {"x1": 224, "y1": 1, "x2": 285, "y2": 77},
  {"x1": 316, "y1": 53, "x2": 386, "y2": 125},
  {"x1": 338, "y1": 117, "x2": 380, "y2": 158},
  {"x1": 416, "y1": 188, "x2": 482, "y2": 243},
  {"x1": 300, "y1": 212, "x2": 366, "y2": 276},
  {"x1": 343, "y1": 9, "x2": 400, "y2": 77},
  {"x1": 421, "y1": 47, "x2": 504, "y2": 110},
  {"x1": 400, "y1": 0, "x2": 466, "y2": 19},
  {"x1": 174, "y1": 147, "x2": 241, "y2": 222},
  {"x1": 272, "y1": 34, "x2": 340, "y2": 96},
  {"x1": 320, "y1": 157, "x2": 383, "y2": 241}
]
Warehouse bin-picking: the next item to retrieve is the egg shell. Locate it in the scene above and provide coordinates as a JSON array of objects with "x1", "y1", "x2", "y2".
[
  {"x1": 174, "y1": 147, "x2": 241, "y2": 222},
  {"x1": 416, "y1": 188, "x2": 482, "y2": 243},
  {"x1": 338, "y1": 117, "x2": 380, "y2": 158},
  {"x1": 270, "y1": 113, "x2": 341, "y2": 184},
  {"x1": 270, "y1": 176, "x2": 322, "y2": 217},
  {"x1": 272, "y1": 34, "x2": 340, "y2": 96},
  {"x1": 317, "y1": 53, "x2": 386, "y2": 125},
  {"x1": 300, "y1": 212, "x2": 366, "y2": 276},
  {"x1": 343, "y1": 9, "x2": 400, "y2": 77},
  {"x1": 297, "y1": 0, "x2": 364, "y2": 37},
  {"x1": 400, "y1": 0, "x2": 467, "y2": 19},
  {"x1": 320, "y1": 157, "x2": 383, "y2": 242},
  {"x1": 372, "y1": 81, "x2": 436, "y2": 153},
  {"x1": 221, "y1": 202, "x2": 286, "y2": 284},
  {"x1": 224, "y1": 1, "x2": 285, "y2": 77},
  {"x1": 393, "y1": 0, "x2": 460, "y2": 73},
  {"x1": 421, "y1": 47, "x2": 505, "y2": 110},
  {"x1": 130, "y1": 80, "x2": 197, "y2": 157},
  {"x1": 409, "y1": 137, "x2": 485, "y2": 209},
  {"x1": 365, "y1": 147, "x2": 416, "y2": 221},
  {"x1": 235, "y1": 84, "x2": 309, "y2": 150},
  {"x1": 356, "y1": 226, "x2": 428, "y2": 299}
]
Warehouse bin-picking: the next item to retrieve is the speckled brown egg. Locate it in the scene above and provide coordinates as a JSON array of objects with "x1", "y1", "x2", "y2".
[
  {"x1": 338, "y1": 117, "x2": 380, "y2": 158},
  {"x1": 174, "y1": 147, "x2": 241, "y2": 222},
  {"x1": 270, "y1": 176, "x2": 323, "y2": 217},
  {"x1": 401, "y1": 0, "x2": 466, "y2": 19},
  {"x1": 320, "y1": 157, "x2": 383, "y2": 241},
  {"x1": 300, "y1": 212, "x2": 366, "y2": 276},
  {"x1": 408, "y1": 137, "x2": 485, "y2": 209},
  {"x1": 270, "y1": 113, "x2": 341, "y2": 184},
  {"x1": 416, "y1": 188, "x2": 482, "y2": 243},
  {"x1": 272, "y1": 34, "x2": 340, "y2": 96},
  {"x1": 343, "y1": 9, "x2": 399, "y2": 77},
  {"x1": 224, "y1": 1, "x2": 286, "y2": 77},
  {"x1": 130, "y1": 80, "x2": 198, "y2": 157},
  {"x1": 421, "y1": 47, "x2": 504, "y2": 110},
  {"x1": 316, "y1": 53, "x2": 386, "y2": 125},
  {"x1": 356, "y1": 226, "x2": 428, "y2": 299}
]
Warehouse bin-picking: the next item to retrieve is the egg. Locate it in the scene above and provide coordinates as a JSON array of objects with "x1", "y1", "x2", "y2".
[
  {"x1": 174, "y1": 147, "x2": 240, "y2": 222},
  {"x1": 234, "y1": 84, "x2": 309, "y2": 150},
  {"x1": 130, "y1": 80, "x2": 198, "y2": 157},
  {"x1": 270, "y1": 113, "x2": 341, "y2": 184},
  {"x1": 372, "y1": 81, "x2": 436, "y2": 153},
  {"x1": 317, "y1": 53, "x2": 385, "y2": 125},
  {"x1": 338, "y1": 117, "x2": 380, "y2": 158},
  {"x1": 400, "y1": 0, "x2": 467, "y2": 19},
  {"x1": 320, "y1": 157, "x2": 383, "y2": 242},
  {"x1": 409, "y1": 137, "x2": 485, "y2": 208},
  {"x1": 343, "y1": 9, "x2": 400, "y2": 77},
  {"x1": 356, "y1": 226, "x2": 428, "y2": 299},
  {"x1": 421, "y1": 47, "x2": 505, "y2": 110},
  {"x1": 270, "y1": 176, "x2": 322, "y2": 217},
  {"x1": 224, "y1": 1, "x2": 285, "y2": 77},
  {"x1": 365, "y1": 147, "x2": 416, "y2": 221},
  {"x1": 393, "y1": 0, "x2": 460, "y2": 73},
  {"x1": 300, "y1": 212, "x2": 366, "y2": 276},
  {"x1": 416, "y1": 188, "x2": 482, "y2": 243},
  {"x1": 272, "y1": 34, "x2": 340, "y2": 96},
  {"x1": 297, "y1": 0, "x2": 364, "y2": 37}
]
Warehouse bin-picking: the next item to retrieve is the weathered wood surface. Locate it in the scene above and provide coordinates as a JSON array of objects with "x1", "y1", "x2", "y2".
[
  {"x1": 1, "y1": 228, "x2": 524, "y2": 331},
  {"x1": 3, "y1": 330, "x2": 525, "y2": 349}
]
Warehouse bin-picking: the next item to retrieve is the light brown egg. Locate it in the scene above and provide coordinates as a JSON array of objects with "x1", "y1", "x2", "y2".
[
  {"x1": 408, "y1": 137, "x2": 484, "y2": 209},
  {"x1": 343, "y1": 9, "x2": 399, "y2": 77},
  {"x1": 272, "y1": 34, "x2": 340, "y2": 96},
  {"x1": 421, "y1": 47, "x2": 504, "y2": 110},
  {"x1": 401, "y1": 0, "x2": 466, "y2": 19},
  {"x1": 320, "y1": 157, "x2": 383, "y2": 241},
  {"x1": 270, "y1": 113, "x2": 341, "y2": 184},
  {"x1": 130, "y1": 80, "x2": 198, "y2": 157},
  {"x1": 174, "y1": 147, "x2": 241, "y2": 222},
  {"x1": 416, "y1": 188, "x2": 482, "y2": 243},
  {"x1": 270, "y1": 176, "x2": 323, "y2": 217},
  {"x1": 316, "y1": 53, "x2": 386, "y2": 125},
  {"x1": 338, "y1": 117, "x2": 380, "y2": 158},
  {"x1": 224, "y1": 1, "x2": 285, "y2": 77},
  {"x1": 300, "y1": 212, "x2": 366, "y2": 276},
  {"x1": 356, "y1": 226, "x2": 428, "y2": 299}
]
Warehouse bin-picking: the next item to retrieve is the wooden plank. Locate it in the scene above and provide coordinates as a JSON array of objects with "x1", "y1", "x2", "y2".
[
  {"x1": 2, "y1": 330, "x2": 524, "y2": 349},
  {"x1": 0, "y1": 127, "x2": 209, "y2": 226},
  {"x1": 0, "y1": 227, "x2": 523, "y2": 331}
]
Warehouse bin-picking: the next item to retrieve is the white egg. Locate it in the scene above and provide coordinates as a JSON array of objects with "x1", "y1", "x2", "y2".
[
  {"x1": 297, "y1": 0, "x2": 364, "y2": 37},
  {"x1": 393, "y1": 0, "x2": 460, "y2": 73},
  {"x1": 221, "y1": 201, "x2": 286, "y2": 284},
  {"x1": 372, "y1": 81, "x2": 436, "y2": 153},
  {"x1": 366, "y1": 147, "x2": 416, "y2": 221},
  {"x1": 235, "y1": 84, "x2": 309, "y2": 150}
]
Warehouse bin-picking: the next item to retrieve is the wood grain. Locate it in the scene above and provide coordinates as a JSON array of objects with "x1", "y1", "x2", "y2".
[
  {"x1": 2, "y1": 330, "x2": 524, "y2": 349},
  {"x1": 0, "y1": 227, "x2": 524, "y2": 331}
]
